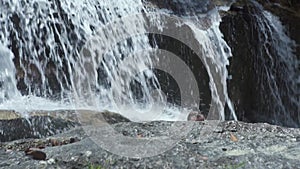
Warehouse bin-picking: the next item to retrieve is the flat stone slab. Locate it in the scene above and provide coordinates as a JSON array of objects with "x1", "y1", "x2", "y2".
[
  {"x1": 0, "y1": 120, "x2": 299, "y2": 168},
  {"x1": 0, "y1": 110, "x2": 130, "y2": 142}
]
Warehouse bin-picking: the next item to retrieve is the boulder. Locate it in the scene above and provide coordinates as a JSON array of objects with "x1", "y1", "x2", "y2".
[
  {"x1": 0, "y1": 120, "x2": 299, "y2": 168},
  {"x1": 0, "y1": 110, "x2": 130, "y2": 142}
]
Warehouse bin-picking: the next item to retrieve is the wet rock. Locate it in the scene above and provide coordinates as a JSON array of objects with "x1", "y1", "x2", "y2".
[
  {"x1": 47, "y1": 158, "x2": 56, "y2": 165},
  {"x1": 49, "y1": 139, "x2": 61, "y2": 147},
  {"x1": 25, "y1": 148, "x2": 46, "y2": 161},
  {"x1": 220, "y1": 0, "x2": 300, "y2": 127},
  {"x1": 101, "y1": 111, "x2": 131, "y2": 124},
  {"x1": 213, "y1": 126, "x2": 224, "y2": 133},
  {"x1": 69, "y1": 137, "x2": 80, "y2": 144},
  {"x1": 0, "y1": 110, "x2": 130, "y2": 142},
  {"x1": 84, "y1": 151, "x2": 92, "y2": 157},
  {"x1": 296, "y1": 136, "x2": 300, "y2": 142},
  {"x1": 187, "y1": 111, "x2": 205, "y2": 121},
  {"x1": 1, "y1": 121, "x2": 300, "y2": 168},
  {"x1": 0, "y1": 115, "x2": 78, "y2": 142}
]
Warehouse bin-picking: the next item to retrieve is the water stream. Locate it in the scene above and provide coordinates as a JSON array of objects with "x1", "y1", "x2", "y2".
[{"x1": 2, "y1": 0, "x2": 296, "y2": 124}]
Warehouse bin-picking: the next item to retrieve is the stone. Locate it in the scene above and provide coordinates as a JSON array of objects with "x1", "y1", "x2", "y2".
[
  {"x1": 25, "y1": 148, "x2": 46, "y2": 161},
  {"x1": 220, "y1": 0, "x2": 300, "y2": 127},
  {"x1": 69, "y1": 137, "x2": 79, "y2": 143},
  {"x1": 0, "y1": 110, "x2": 129, "y2": 142},
  {"x1": 47, "y1": 158, "x2": 56, "y2": 165},
  {"x1": 187, "y1": 111, "x2": 205, "y2": 121},
  {"x1": 0, "y1": 121, "x2": 299, "y2": 168},
  {"x1": 213, "y1": 126, "x2": 224, "y2": 133},
  {"x1": 49, "y1": 139, "x2": 61, "y2": 147},
  {"x1": 0, "y1": 111, "x2": 78, "y2": 142},
  {"x1": 230, "y1": 133, "x2": 239, "y2": 142},
  {"x1": 84, "y1": 151, "x2": 92, "y2": 157}
]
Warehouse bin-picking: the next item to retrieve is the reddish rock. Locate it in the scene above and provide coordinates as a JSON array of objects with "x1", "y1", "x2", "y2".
[
  {"x1": 187, "y1": 111, "x2": 205, "y2": 121},
  {"x1": 25, "y1": 148, "x2": 47, "y2": 160},
  {"x1": 50, "y1": 139, "x2": 61, "y2": 146}
]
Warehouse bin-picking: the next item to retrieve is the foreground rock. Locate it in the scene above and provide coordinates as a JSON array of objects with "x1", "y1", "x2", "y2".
[
  {"x1": 0, "y1": 110, "x2": 130, "y2": 142},
  {"x1": 1, "y1": 120, "x2": 299, "y2": 168}
]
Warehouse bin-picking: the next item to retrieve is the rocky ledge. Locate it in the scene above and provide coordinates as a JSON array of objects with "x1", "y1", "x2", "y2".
[{"x1": 1, "y1": 112, "x2": 300, "y2": 169}]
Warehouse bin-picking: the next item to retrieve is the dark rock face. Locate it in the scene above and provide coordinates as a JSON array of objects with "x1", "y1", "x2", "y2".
[
  {"x1": 220, "y1": 0, "x2": 300, "y2": 127},
  {"x1": 255, "y1": 0, "x2": 300, "y2": 58},
  {"x1": 148, "y1": 34, "x2": 212, "y2": 116}
]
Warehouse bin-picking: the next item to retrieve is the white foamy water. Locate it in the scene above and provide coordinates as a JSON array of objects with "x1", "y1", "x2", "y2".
[
  {"x1": 250, "y1": 0, "x2": 299, "y2": 125},
  {"x1": 0, "y1": 96, "x2": 73, "y2": 112},
  {"x1": 0, "y1": 0, "x2": 237, "y2": 122},
  {"x1": 0, "y1": 44, "x2": 21, "y2": 103},
  {"x1": 185, "y1": 7, "x2": 237, "y2": 120}
]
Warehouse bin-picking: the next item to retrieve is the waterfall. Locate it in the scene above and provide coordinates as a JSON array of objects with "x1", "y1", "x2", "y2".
[
  {"x1": 186, "y1": 6, "x2": 237, "y2": 121},
  {"x1": 0, "y1": 44, "x2": 20, "y2": 103},
  {"x1": 0, "y1": 0, "x2": 237, "y2": 121},
  {"x1": 249, "y1": 1, "x2": 299, "y2": 126}
]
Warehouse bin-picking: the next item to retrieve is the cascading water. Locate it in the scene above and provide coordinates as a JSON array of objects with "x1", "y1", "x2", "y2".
[
  {"x1": 220, "y1": 0, "x2": 299, "y2": 127},
  {"x1": 0, "y1": 0, "x2": 237, "y2": 121},
  {"x1": 250, "y1": 1, "x2": 299, "y2": 126},
  {"x1": 186, "y1": 6, "x2": 237, "y2": 121},
  {"x1": 0, "y1": 44, "x2": 20, "y2": 103},
  {"x1": 0, "y1": 0, "x2": 157, "y2": 115}
]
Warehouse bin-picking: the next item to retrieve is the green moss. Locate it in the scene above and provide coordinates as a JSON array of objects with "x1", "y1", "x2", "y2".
[
  {"x1": 88, "y1": 164, "x2": 104, "y2": 169},
  {"x1": 224, "y1": 162, "x2": 246, "y2": 169}
]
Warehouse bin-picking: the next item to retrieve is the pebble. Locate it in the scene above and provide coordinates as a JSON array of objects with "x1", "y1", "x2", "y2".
[
  {"x1": 296, "y1": 136, "x2": 300, "y2": 142},
  {"x1": 230, "y1": 133, "x2": 238, "y2": 142},
  {"x1": 70, "y1": 137, "x2": 78, "y2": 143},
  {"x1": 48, "y1": 137, "x2": 80, "y2": 147},
  {"x1": 6, "y1": 149, "x2": 13, "y2": 153},
  {"x1": 47, "y1": 158, "x2": 56, "y2": 165},
  {"x1": 290, "y1": 138, "x2": 297, "y2": 142},
  {"x1": 187, "y1": 111, "x2": 205, "y2": 121},
  {"x1": 213, "y1": 126, "x2": 224, "y2": 133},
  {"x1": 190, "y1": 139, "x2": 199, "y2": 144},
  {"x1": 39, "y1": 161, "x2": 47, "y2": 166},
  {"x1": 85, "y1": 151, "x2": 92, "y2": 157},
  {"x1": 49, "y1": 138, "x2": 61, "y2": 146},
  {"x1": 239, "y1": 136, "x2": 245, "y2": 140},
  {"x1": 71, "y1": 156, "x2": 79, "y2": 161},
  {"x1": 275, "y1": 134, "x2": 288, "y2": 139},
  {"x1": 25, "y1": 148, "x2": 47, "y2": 160}
]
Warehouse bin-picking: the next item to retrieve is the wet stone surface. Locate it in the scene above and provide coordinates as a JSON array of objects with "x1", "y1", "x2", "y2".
[
  {"x1": 0, "y1": 116, "x2": 78, "y2": 142},
  {"x1": 0, "y1": 120, "x2": 300, "y2": 169},
  {"x1": 0, "y1": 110, "x2": 131, "y2": 142}
]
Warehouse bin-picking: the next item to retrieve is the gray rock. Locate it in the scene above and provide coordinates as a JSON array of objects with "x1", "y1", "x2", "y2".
[
  {"x1": 0, "y1": 110, "x2": 130, "y2": 142},
  {"x1": 0, "y1": 116, "x2": 78, "y2": 142},
  {"x1": 1, "y1": 121, "x2": 300, "y2": 168},
  {"x1": 25, "y1": 148, "x2": 47, "y2": 161}
]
